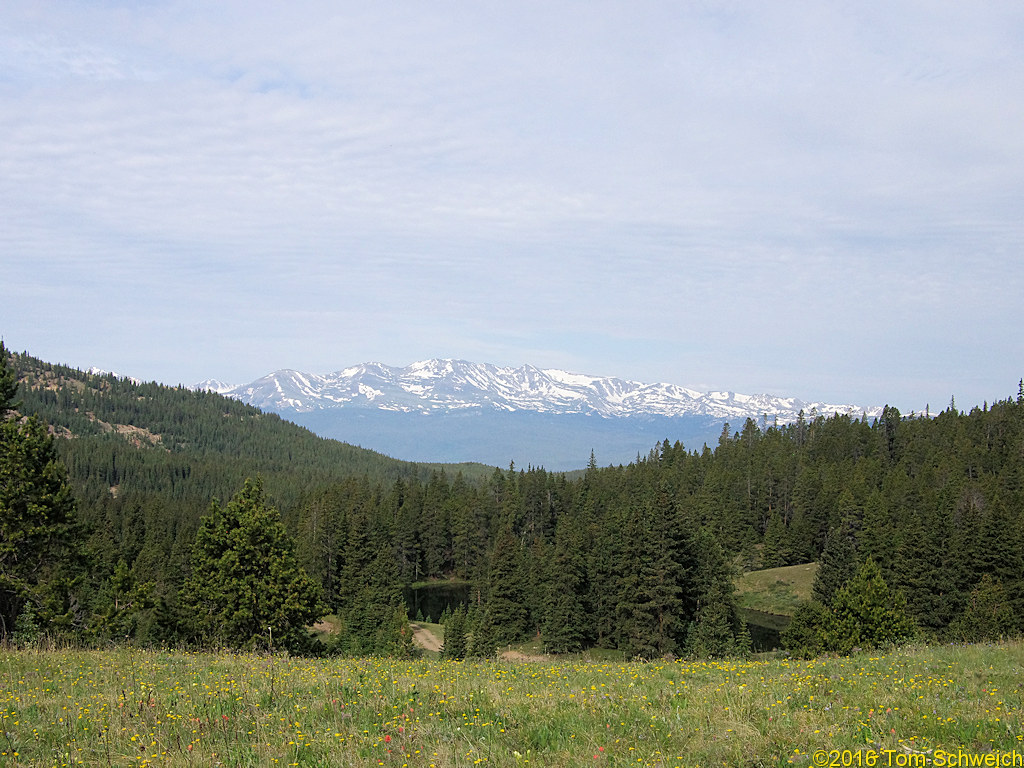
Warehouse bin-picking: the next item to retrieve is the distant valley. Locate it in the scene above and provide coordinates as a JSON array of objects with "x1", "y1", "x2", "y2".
[{"x1": 200, "y1": 360, "x2": 884, "y2": 469}]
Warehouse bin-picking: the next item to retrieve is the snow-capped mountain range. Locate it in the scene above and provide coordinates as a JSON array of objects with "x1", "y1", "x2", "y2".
[
  {"x1": 199, "y1": 359, "x2": 883, "y2": 424},
  {"x1": 193, "y1": 360, "x2": 885, "y2": 468}
]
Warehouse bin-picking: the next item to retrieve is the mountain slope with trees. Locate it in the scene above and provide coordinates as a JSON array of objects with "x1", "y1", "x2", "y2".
[
  {"x1": 2, "y1": 345, "x2": 1022, "y2": 658},
  {"x1": 287, "y1": 388, "x2": 1024, "y2": 656},
  {"x1": 2, "y1": 348, "x2": 491, "y2": 646}
]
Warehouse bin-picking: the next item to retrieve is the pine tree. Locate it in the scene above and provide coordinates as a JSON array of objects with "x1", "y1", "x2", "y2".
[
  {"x1": 812, "y1": 522, "x2": 858, "y2": 606},
  {"x1": 474, "y1": 526, "x2": 530, "y2": 651},
  {"x1": 0, "y1": 345, "x2": 84, "y2": 640},
  {"x1": 441, "y1": 603, "x2": 468, "y2": 660},
  {"x1": 92, "y1": 558, "x2": 154, "y2": 641},
  {"x1": 822, "y1": 558, "x2": 915, "y2": 654},
  {"x1": 540, "y1": 513, "x2": 589, "y2": 653},
  {"x1": 948, "y1": 574, "x2": 1016, "y2": 642},
  {"x1": 780, "y1": 600, "x2": 829, "y2": 658},
  {"x1": 180, "y1": 478, "x2": 326, "y2": 652}
]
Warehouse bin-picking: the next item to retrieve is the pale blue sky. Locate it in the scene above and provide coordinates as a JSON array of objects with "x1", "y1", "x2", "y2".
[{"x1": 3, "y1": 1, "x2": 1022, "y2": 413}]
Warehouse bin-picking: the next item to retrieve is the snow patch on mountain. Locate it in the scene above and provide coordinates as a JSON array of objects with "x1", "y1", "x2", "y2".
[
  {"x1": 88, "y1": 367, "x2": 142, "y2": 386},
  {"x1": 193, "y1": 379, "x2": 237, "y2": 394},
  {"x1": 200, "y1": 359, "x2": 883, "y2": 425}
]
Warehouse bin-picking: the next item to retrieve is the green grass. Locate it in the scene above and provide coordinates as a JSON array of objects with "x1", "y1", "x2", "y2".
[
  {"x1": 416, "y1": 621, "x2": 445, "y2": 638},
  {"x1": 2, "y1": 640, "x2": 1023, "y2": 767},
  {"x1": 737, "y1": 562, "x2": 820, "y2": 616}
]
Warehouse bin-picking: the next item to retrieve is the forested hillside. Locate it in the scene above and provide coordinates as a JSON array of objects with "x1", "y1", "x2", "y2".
[
  {"x1": 289, "y1": 388, "x2": 1024, "y2": 656},
  {"x1": 2, "y1": 345, "x2": 1022, "y2": 658},
  {"x1": 2, "y1": 349, "x2": 491, "y2": 640},
  {"x1": 10, "y1": 350, "x2": 473, "y2": 503}
]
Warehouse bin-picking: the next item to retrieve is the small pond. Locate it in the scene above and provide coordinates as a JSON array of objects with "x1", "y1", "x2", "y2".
[
  {"x1": 404, "y1": 581, "x2": 473, "y2": 624},
  {"x1": 739, "y1": 608, "x2": 791, "y2": 652}
]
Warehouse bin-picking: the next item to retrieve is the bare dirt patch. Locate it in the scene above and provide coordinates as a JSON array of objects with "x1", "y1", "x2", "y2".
[
  {"x1": 410, "y1": 623, "x2": 442, "y2": 652},
  {"x1": 113, "y1": 423, "x2": 162, "y2": 447}
]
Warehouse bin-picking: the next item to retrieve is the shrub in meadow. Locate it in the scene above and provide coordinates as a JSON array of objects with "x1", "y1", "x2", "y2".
[{"x1": 821, "y1": 557, "x2": 916, "y2": 654}]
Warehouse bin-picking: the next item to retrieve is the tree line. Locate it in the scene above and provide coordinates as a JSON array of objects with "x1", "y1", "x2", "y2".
[
  {"x1": 2, "y1": 344, "x2": 1023, "y2": 657},
  {"x1": 284, "y1": 384, "x2": 1024, "y2": 656}
]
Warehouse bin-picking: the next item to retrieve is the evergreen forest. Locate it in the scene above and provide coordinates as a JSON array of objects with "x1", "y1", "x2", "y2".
[{"x1": 2, "y1": 345, "x2": 1023, "y2": 658}]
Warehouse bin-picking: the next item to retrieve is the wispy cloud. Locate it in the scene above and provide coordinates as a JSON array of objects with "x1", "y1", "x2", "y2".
[{"x1": 2, "y1": 1, "x2": 1022, "y2": 410}]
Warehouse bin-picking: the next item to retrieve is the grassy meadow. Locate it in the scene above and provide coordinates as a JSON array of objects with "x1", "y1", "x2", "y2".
[
  {"x1": 2, "y1": 640, "x2": 1023, "y2": 767},
  {"x1": 736, "y1": 563, "x2": 819, "y2": 617}
]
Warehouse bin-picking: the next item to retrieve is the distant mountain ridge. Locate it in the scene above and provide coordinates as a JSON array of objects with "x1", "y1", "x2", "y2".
[
  {"x1": 201, "y1": 359, "x2": 883, "y2": 423},
  {"x1": 195, "y1": 361, "x2": 884, "y2": 469}
]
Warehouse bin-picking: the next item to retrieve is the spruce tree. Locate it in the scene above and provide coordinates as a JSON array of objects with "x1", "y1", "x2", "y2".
[
  {"x1": 685, "y1": 590, "x2": 735, "y2": 658},
  {"x1": 474, "y1": 526, "x2": 529, "y2": 651},
  {"x1": 344, "y1": 544, "x2": 415, "y2": 656},
  {"x1": 760, "y1": 513, "x2": 790, "y2": 568},
  {"x1": 822, "y1": 558, "x2": 915, "y2": 654},
  {"x1": 540, "y1": 513, "x2": 588, "y2": 653},
  {"x1": 469, "y1": 603, "x2": 497, "y2": 658},
  {"x1": 812, "y1": 522, "x2": 858, "y2": 606},
  {"x1": 972, "y1": 495, "x2": 1024, "y2": 617},
  {"x1": 949, "y1": 574, "x2": 1016, "y2": 642},
  {"x1": 684, "y1": 527, "x2": 742, "y2": 656},
  {"x1": 0, "y1": 344, "x2": 19, "y2": 416},
  {"x1": 616, "y1": 498, "x2": 688, "y2": 659},
  {"x1": 0, "y1": 345, "x2": 84, "y2": 640},
  {"x1": 180, "y1": 478, "x2": 326, "y2": 652},
  {"x1": 586, "y1": 496, "x2": 624, "y2": 649},
  {"x1": 441, "y1": 603, "x2": 468, "y2": 660},
  {"x1": 781, "y1": 600, "x2": 829, "y2": 658}
]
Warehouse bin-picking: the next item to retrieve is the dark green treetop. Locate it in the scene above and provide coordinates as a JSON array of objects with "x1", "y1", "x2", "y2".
[
  {"x1": 822, "y1": 557, "x2": 916, "y2": 655},
  {"x1": 0, "y1": 344, "x2": 83, "y2": 640},
  {"x1": 181, "y1": 477, "x2": 326, "y2": 652},
  {"x1": 440, "y1": 603, "x2": 468, "y2": 660},
  {"x1": 0, "y1": 343, "x2": 19, "y2": 415}
]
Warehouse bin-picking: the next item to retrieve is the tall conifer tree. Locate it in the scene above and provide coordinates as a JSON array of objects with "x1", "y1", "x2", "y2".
[
  {"x1": 474, "y1": 526, "x2": 529, "y2": 653},
  {"x1": 541, "y1": 512, "x2": 589, "y2": 653},
  {"x1": 441, "y1": 603, "x2": 468, "y2": 660},
  {"x1": 181, "y1": 478, "x2": 325, "y2": 651},
  {"x1": 822, "y1": 557, "x2": 915, "y2": 654},
  {"x1": 0, "y1": 344, "x2": 84, "y2": 640}
]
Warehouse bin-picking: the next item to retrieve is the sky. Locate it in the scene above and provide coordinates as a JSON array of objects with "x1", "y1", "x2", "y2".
[{"x1": 3, "y1": 1, "x2": 1022, "y2": 414}]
